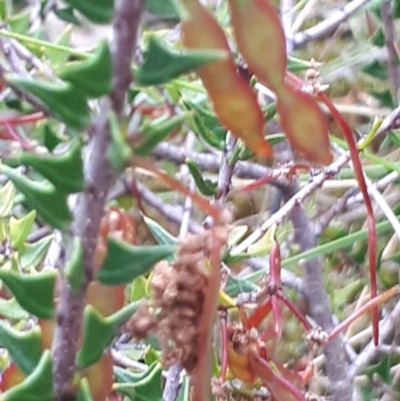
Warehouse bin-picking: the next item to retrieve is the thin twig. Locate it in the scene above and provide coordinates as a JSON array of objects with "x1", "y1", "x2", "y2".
[
  {"x1": 153, "y1": 142, "x2": 288, "y2": 190},
  {"x1": 281, "y1": 0, "x2": 294, "y2": 54},
  {"x1": 289, "y1": 198, "x2": 351, "y2": 401},
  {"x1": 293, "y1": 0, "x2": 371, "y2": 48}
]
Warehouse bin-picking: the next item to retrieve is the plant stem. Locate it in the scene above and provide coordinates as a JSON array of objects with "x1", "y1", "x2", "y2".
[{"x1": 51, "y1": 1, "x2": 143, "y2": 400}]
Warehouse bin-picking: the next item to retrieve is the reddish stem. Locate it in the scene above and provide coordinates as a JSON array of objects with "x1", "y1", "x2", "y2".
[
  {"x1": 133, "y1": 157, "x2": 226, "y2": 224},
  {"x1": 247, "y1": 297, "x2": 272, "y2": 328},
  {"x1": 0, "y1": 112, "x2": 46, "y2": 125},
  {"x1": 251, "y1": 355, "x2": 306, "y2": 401},
  {"x1": 4, "y1": 121, "x2": 31, "y2": 151},
  {"x1": 317, "y1": 91, "x2": 379, "y2": 345},
  {"x1": 328, "y1": 286, "x2": 399, "y2": 341},
  {"x1": 238, "y1": 173, "x2": 274, "y2": 193},
  {"x1": 276, "y1": 292, "x2": 312, "y2": 331}
]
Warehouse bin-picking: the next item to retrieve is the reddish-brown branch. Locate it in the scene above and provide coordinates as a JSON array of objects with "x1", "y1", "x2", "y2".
[{"x1": 318, "y1": 92, "x2": 379, "y2": 345}]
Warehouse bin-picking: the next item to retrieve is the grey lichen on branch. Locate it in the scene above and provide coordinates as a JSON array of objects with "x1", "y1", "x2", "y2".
[{"x1": 51, "y1": 1, "x2": 144, "y2": 400}]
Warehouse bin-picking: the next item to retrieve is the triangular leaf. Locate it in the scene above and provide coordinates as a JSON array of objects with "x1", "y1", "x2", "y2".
[
  {"x1": 0, "y1": 297, "x2": 29, "y2": 320},
  {"x1": 96, "y1": 237, "x2": 176, "y2": 285},
  {"x1": 1, "y1": 166, "x2": 72, "y2": 231},
  {"x1": 0, "y1": 270, "x2": 56, "y2": 319},
  {"x1": 2, "y1": 351, "x2": 53, "y2": 401},
  {"x1": 134, "y1": 112, "x2": 188, "y2": 155},
  {"x1": 54, "y1": 7, "x2": 81, "y2": 26},
  {"x1": 77, "y1": 302, "x2": 140, "y2": 369},
  {"x1": 143, "y1": 215, "x2": 178, "y2": 246},
  {"x1": 76, "y1": 378, "x2": 94, "y2": 401},
  {"x1": 135, "y1": 36, "x2": 227, "y2": 86},
  {"x1": 113, "y1": 362, "x2": 163, "y2": 401},
  {"x1": 62, "y1": 0, "x2": 114, "y2": 23},
  {"x1": 59, "y1": 41, "x2": 112, "y2": 98},
  {"x1": 9, "y1": 210, "x2": 36, "y2": 249},
  {"x1": 16, "y1": 139, "x2": 84, "y2": 193},
  {"x1": 0, "y1": 180, "x2": 16, "y2": 218},
  {"x1": 0, "y1": 323, "x2": 42, "y2": 375},
  {"x1": 20, "y1": 234, "x2": 53, "y2": 269},
  {"x1": 8, "y1": 78, "x2": 90, "y2": 130},
  {"x1": 76, "y1": 306, "x2": 114, "y2": 369}
]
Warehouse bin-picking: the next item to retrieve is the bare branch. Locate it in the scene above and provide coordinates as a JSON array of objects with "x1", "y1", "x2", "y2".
[
  {"x1": 289, "y1": 200, "x2": 351, "y2": 401},
  {"x1": 293, "y1": 0, "x2": 371, "y2": 48}
]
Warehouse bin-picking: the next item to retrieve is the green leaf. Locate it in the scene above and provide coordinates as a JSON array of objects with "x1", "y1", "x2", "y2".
[
  {"x1": 107, "y1": 112, "x2": 132, "y2": 171},
  {"x1": 224, "y1": 275, "x2": 259, "y2": 297},
  {"x1": 0, "y1": 323, "x2": 42, "y2": 375},
  {"x1": 184, "y1": 101, "x2": 226, "y2": 149},
  {"x1": 113, "y1": 362, "x2": 163, "y2": 401},
  {"x1": 0, "y1": 270, "x2": 56, "y2": 319},
  {"x1": 144, "y1": 0, "x2": 179, "y2": 17},
  {"x1": 394, "y1": 0, "x2": 400, "y2": 18},
  {"x1": 363, "y1": 355, "x2": 392, "y2": 384},
  {"x1": 8, "y1": 11, "x2": 30, "y2": 34},
  {"x1": 0, "y1": 297, "x2": 29, "y2": 320},
  {"x1": 65, "y1": 237, "x2": 84, "y2": 293},
  {"x1": 10, "y1": 210, "x2": 36, "y2": 250},
  {"x1": 35, "y1": 123, "x2": 62, "y2": 152},
  {"x1": 59, "y1": 41, "x2": 112, "y2": 98},
  {"x1": 362, "y1": 60, "x2": 388, "y2": 80},
  {"x1": 76, "y1": 378, "x2": 94, "y2": 401},
  {"x1": 135, "y1": 36, "x2": 227, "y2": 86},
  {"x1": 97, "y1": 237, "x2": 176, "y2": 285},
  {"x1": 143, "y1": 215, "x2": 178, "y2": 246},
  {"x1": 76, "y1": 306, "x2": 114, "y2": 369},
  {"x1": 62, "y1": 0, "x2": 114, "y2": 23},
  {"x1": 2, "y1": 351, "x2": 53, "y2": 401},
  {"x1": 0, "y1": 180, "x2": 16, "y2": 218},
  {"x1": 186, "y1": 159, "x2": 217, "y2": 196},
  {"x1": 54, "y1": 7, "x2": 81, "y2": 26},
  {"x1": 8, "y1": 78, "x2": 90, "y2": 130},
  {"x1": 1, "y1": 166, "x2": 72, "y2": 230},
  {"x1": 17, "y1": 139, "x2": 84, "y2": 193},
  {"x1": 131, "y1": 276, "x2": 146, "y2": 301},
  {"x1": 371, "y1": 27, "x2": 385, "y2": 47},
  {"x1": 287, "y1": 56, "x2": 315, "y2": 72},
  {"x1": 44, "y1": 25, "x2": 73, "y2": 67},
  {"x1": 369, "y1": 89, "x2": 395, "y2": 108},
  {"x1": 20, "y1": 235, "x2": 53, "y2": 269},
  {"x1": 134, "y1": 113, "x2": 188, "y2": 155},
  {"x1": 107, "y1": 301, "x2": 141, "y2": 327},
  {"x1": 77, "y1": 302, "x2": 140, "y2": 369}
]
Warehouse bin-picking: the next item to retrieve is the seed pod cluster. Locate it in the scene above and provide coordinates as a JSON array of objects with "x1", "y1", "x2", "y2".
[{"x1": 127, "y1": 228, "x2": 227, "y2": 373}]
